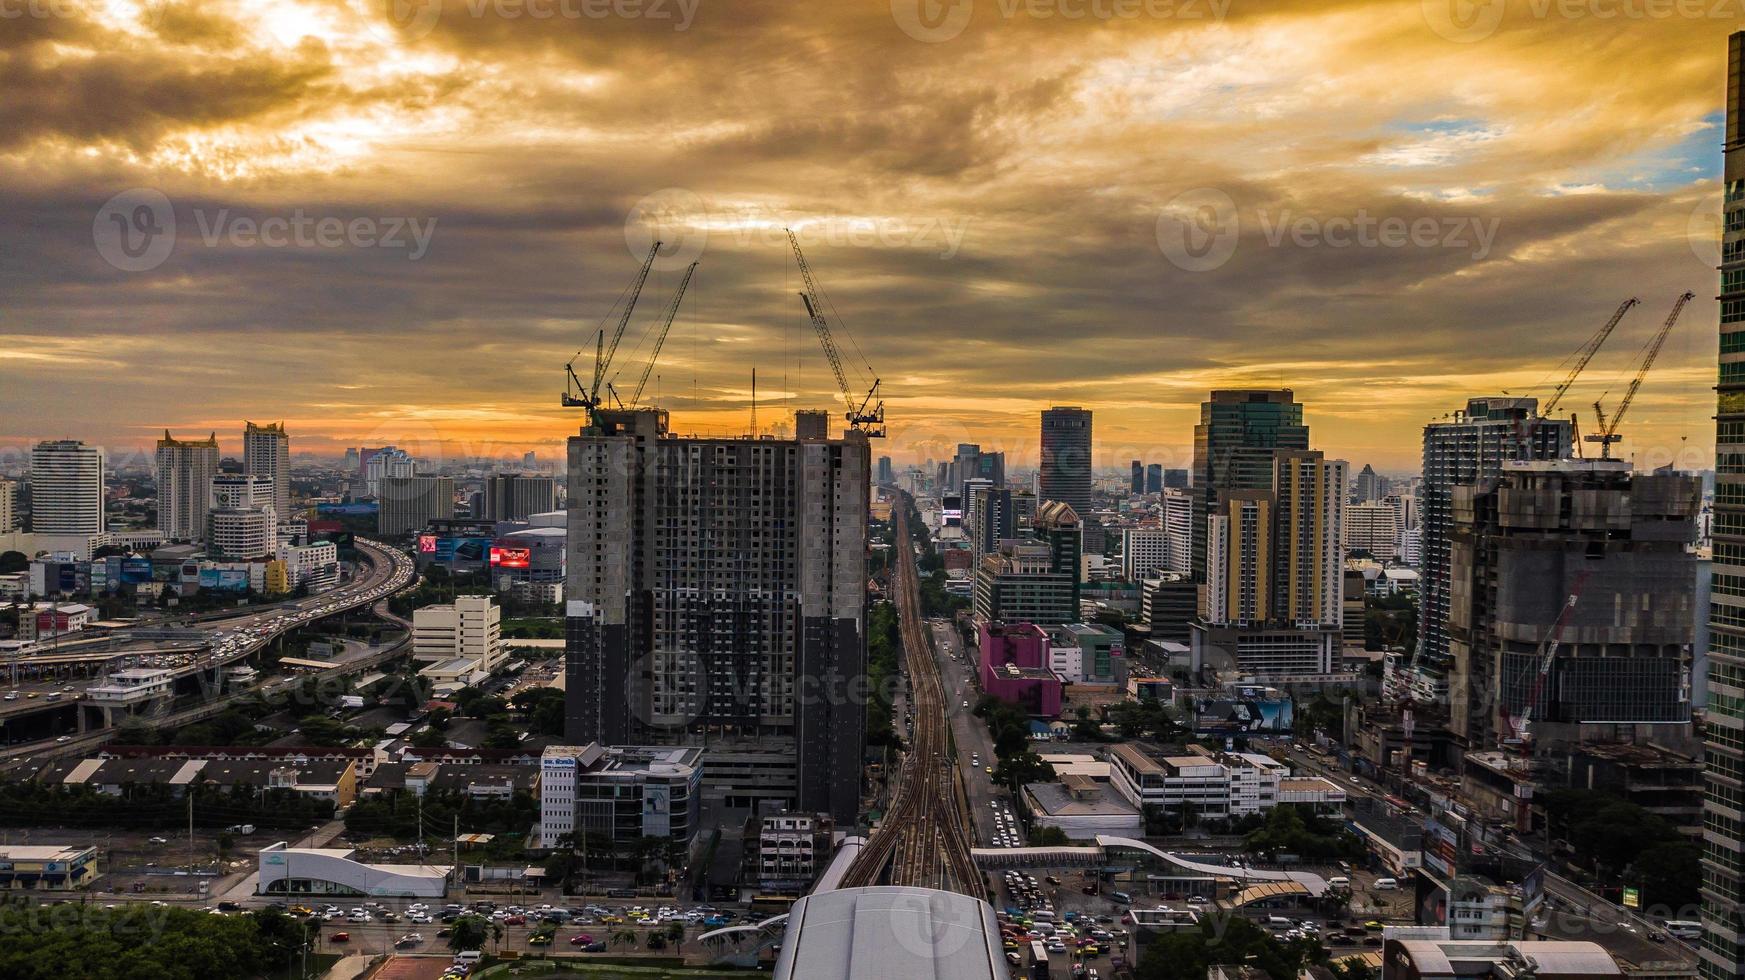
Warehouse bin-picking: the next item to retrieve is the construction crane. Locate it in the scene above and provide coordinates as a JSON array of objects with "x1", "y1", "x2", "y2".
[
  {"x1": 1543, "y1": 297, "x2": 1638, "y2": 417},
  {"x1": 786, "y1": 229, "x2": 886, "y2": 438},
  {"x1": 1504, "y1": 571, "x2": 1592, "y2": 750},
  {"x1": 627, "y1": 261, "x2": 699, "y2": 408},
  {"x1": 1587, "y1": 291, "x2": 1695, "y2": 460},
  {"x1": 562, "y1": 241, "x2": 661, "y2": 414}
]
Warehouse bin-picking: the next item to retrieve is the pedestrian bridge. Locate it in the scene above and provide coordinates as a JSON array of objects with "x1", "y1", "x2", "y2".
[{"x1": 971, "y1": 835, "x2": 1330, "y2": 897}]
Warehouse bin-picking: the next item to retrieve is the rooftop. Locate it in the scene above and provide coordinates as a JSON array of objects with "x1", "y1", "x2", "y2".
[{"x1": 771, "y1": 886, "x2": 1004, "y2": 980}]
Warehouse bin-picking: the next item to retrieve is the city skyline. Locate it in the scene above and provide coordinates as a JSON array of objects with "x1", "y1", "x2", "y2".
[{"x1": 0, "y1": 2, "x2": 1731, "y2": 471}]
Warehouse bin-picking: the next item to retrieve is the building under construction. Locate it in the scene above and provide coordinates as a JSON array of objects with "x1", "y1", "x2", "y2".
[{"x1": 1445, "y1": 458, "x2": 1700, "y2": 752}]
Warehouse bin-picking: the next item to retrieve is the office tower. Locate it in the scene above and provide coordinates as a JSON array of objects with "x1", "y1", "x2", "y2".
[
  {"x1": 1353, "y1": 463, "x2": 1382, "y2": 503},
  {"x1": 0, "y1": 478, "x2": 15, "y2": 533},
  {"x1": 341, "y1": 447, "x2": 360, "y2": 472},
  {"x1": 210, "y1": 473, "x2": 274, "y2": 515},
  {"x1": 1121, "y1": 527, "x2": 1170, "y2": 581},
  {"x1": 482, "y1": 473, "x2": 557, "y2": 522},
  {"x1": 1418, "y1": 398, "x2": 1571, "y2": 696},
  {"x1": 1160, "y1": 488, "x2": 1193, "y2": 577},
  {"x1": 413, "y1": 593, "x2": 504, "y2": 671},
  {"x1": 1448, "y1": 460, "x2": 1699, "y2": 749},
  {"x1": 1145, "y1": 463, "x2": 1163, "y2": 494},
  {"x1": 378, "y1": 475, "x2": 455, "y2": 535},
  {"x1": 1702, "y1": 37, "x2": 1745, "y2": 980},
  {"x1": 1342, "y1": 568, "x2": 1366, "y2": 653},
  {"x1": 523, "y1": 450, "x2": 538, "y2": 469},
  {"x1": 877, "y1": 455, "x2": 893, "y2": 484},
  {"x1": 29, "y1": 440, "x2": 105, "y2": 535},
  {"x1": 1140, "y1": 576, "x2": 1197, "y2": 643},
  {"x1": 155, "y1": 431, "x2": 219, "y2": 542},
  {"x1": 1040, "y1": 406, "x2": 1096, "y2": 551},
  {"x1": 1385, "y1": 492, "x2": 1417, "y2": 532},
  {"x1": 950, "y1": 444, "x2": 1005, "y2": 497},
  {"x1": 242, "y1": 421, "x2": 291, "y2": 519},
  {"x1": 1164, "y1": 468, "x2": 1188, "y2": 489},
  {"x1": 208, "y1": 507, "x2": 275, "y2": 558},
  {"x1": 973, "y1": 501, "x2": 1081, "y2": 627},
  {"x1": 1191, "y1": 390, "x2": 1309, "y2": 584},
  {"x1": 563, "y1": 408, "x2": 869, "y2": 823},
  {"x1": 969, "y1": 485, "x2": 1014, "y2": 571},
  {"x1": 1344, "y1": 501, "x2": 1401, "y2": 560},
  {"x1": 1195, "y1": 450, "x2": 1345, "y2": 677},
  {"x1": 1131, "y1": 460, "x2": 1144, "y2": 494}
]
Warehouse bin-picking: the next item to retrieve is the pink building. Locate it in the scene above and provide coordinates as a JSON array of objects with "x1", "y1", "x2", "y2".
[{"x1": 978, "y1": 621, "x2": 1064, "y2": 717}]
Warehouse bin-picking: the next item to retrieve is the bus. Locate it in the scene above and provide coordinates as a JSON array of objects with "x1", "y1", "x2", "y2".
[
  {"x1": 1666, "y1": 921, "x2": 1703, "y2": 941},
  {"x1": 1029, "y1": 940, "x2": 1049, "y2": 980}
]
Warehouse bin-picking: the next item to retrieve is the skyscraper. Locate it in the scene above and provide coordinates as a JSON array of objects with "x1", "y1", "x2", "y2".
[
  {"x1": 1703, "y1": 31, "x2": 1745, "y2": 980},
  {"x1": 1190, "y1": 390, "x2": 1309, "y2": 584},
  {"x1": 877, "y1": 455, "x2": 894, "y2": 484},
  {"x1": 1131, "y1": 459, "x2": 1144, "y2": 494},
  {"x1": 0, "y1": 478, "x2": 15, "y2": 533},
  {"x1": 1145, "y1": 463, "x2": 1164, "y2": 493},
  {"x1": 243, "y1": 421, "x2": 291, "y2": 520},
  {"x1": 1353, "y1": 463, "x2": 1382, "y2": 503},
  {"x1": 1417, "y1": 398, "x2": 1570, "y2": 702},
  {"x1": 563, "y1": 408, "x2": 869, "y2": 823},
  {"x1": 378, "y1": 475, "x2": 455, "y2": 535},
  {"x1": 1040, "y1": 407, "x2": 1095, "y2": 550},
  {"x1": 155, "y1": 430, "x2": 219, "y2": 542},
  {"x1": 29, "y1": 440, "x2": 105, "y2": 536}
]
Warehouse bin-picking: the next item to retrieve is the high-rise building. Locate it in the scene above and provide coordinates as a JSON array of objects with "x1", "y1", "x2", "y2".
[
  {"x1": 1160, "y1": 488, "x2": 1193, "y2": 577},
  {"x1": 29, "y1": 440, "x2": 105, "y2": 535},
  {"x1": 155, "y1": 431, "x2": 219, "y2": 542},
  {"x1": 1418, "y1": 398, "x2": 1571, "y2": 694},
  {"x1": 1700, "y1": 36, "x2": 1745, "y2": 980},
  {"x1": 1195, "y1": 449, "x2": 1345, "y2": 677},
  {"x1": 364, "y1": 447, "x2": 415, "y2": 497},
  {"x1": 1121, "y1": 527, "x2": 1170, "y2": 581},
  {"x1": 1145, "y1": 463, "x2": 1164, "y2": 494},
  {"x1": 1131, "y1": 460, "x2": 1145, "y2": 494},
  {"x1": 968, "y1": 483, "x2": 1014, "y2": 572},
  {"x1": 243, "y1": 421, "x2": 291, "y2": 520},
  {"x1": 481, "y1": 473, "x2": 557, "y2": 523},
  {"x1": 1344, "y1": 501, "x2": 1401, "y2": 559},
  {"x1": 413, "y1": 593, "x2": 504, "y2": 671},
  {"x1": 1191, "y1": 390, "x2": 1309, "y2": 584},
  {"x1": 1448, "y1": 459, "x2": 1698, "y2": 749},
  {"x1": 1353, "y1": 463, "x2": 1382, "y2": 503},
  {"x1": 1040, "y1": 406, "x2": 1096, "y2": 551},
  {"x1": 0, "y1": 478, "x2": 15, "y2": 533},
  {"x1": 378, "y1": 475, "x2": 455, "y2": 535},
  {"x1": 563, "y1": 408, "x2": 869, "y2": 823},
  {"x1": 949, "y1": 443, "x2": 1005, "y2": 497},
  {"x1": 208, "y1": 507, "x2": 275, "y2": 559},
  {"x1": 1164, "y1": 468, "x2": 1189, "y2": 490},
  {"x1": 877, "y1": 455, "x2": 893, "y2": 484},
  {"x1": 210, "y1": 473, "x2": 274, "y2": 515}
]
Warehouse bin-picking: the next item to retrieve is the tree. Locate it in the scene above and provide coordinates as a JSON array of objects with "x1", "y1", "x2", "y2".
[
  {"x1": 664, "y1": 921, "x2": 686, "y2": 953},
  {"x1": 1630, "y1": 840, "x2": 1702, "y2": 911},
  {"x1": 1031, "y1": 826, "x2": 1070, "y2": 847},
  {"x1": 0, "y1": 551, "x2": 27, "y2": 574},
  {"x1": 1136, "y1": 915, "x2": 1307, "y2": 980},
  {"x1": 611, "y1": 927, "x2": 639, "y2": 950},
  {"x1": 447, "y1": 914, "x2": 489, "y2": 953}
]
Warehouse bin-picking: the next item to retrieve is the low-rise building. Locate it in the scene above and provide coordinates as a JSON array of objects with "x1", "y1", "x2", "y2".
[
  {"x1": 257, "y1": 842, "x2": 451, "y2": 899},
  {"x1": 1021, "y1": 772, "x2": 1143, "y2": 838},
  {"x1": 538, "y1": 743, "x2": 702, "y2": 848},
  {"x1": 1381, "y1": 939, "x2": 1621, "y2": 980},
  {"x1": 744, "y1": 811, "x2": 836, "y2": 890},
  {"x1": 0, "y1": 845, "x2": 99, "y2": 891},
  {"x1": 1106, "y1": 742, "x2": 1292, "y2": 819},
  {"x1": 412, "y1": 594, "x2": 502, "y2": 671}
]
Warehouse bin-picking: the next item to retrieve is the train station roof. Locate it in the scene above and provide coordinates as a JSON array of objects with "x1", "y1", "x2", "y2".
[{"x1": 771, "y1": 886, "x2": 1004, "y2": 980}]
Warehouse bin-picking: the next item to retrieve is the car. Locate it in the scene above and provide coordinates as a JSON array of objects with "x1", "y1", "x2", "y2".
[
  {"x1": 570, "y1": 934, "x2": 596, "y2": 946},
  {"x1": 331, "y1": 932, "x2": 350, "y2": 943},
  {"x1": 1186, "y1": 895, "x2": 1208, "y2": 905},
  {"x1": 529, "y1": 934, "x2": 553, "y2": 946},
  {"x1": 582, "y1": 941, "x2": 607, "y2": 952},
  {"x1": 55, "y1": 735, "x2": 72, "y2": 743},
  {"x1": 149, "y1": 836, "x2": 168, "y2": 844}
]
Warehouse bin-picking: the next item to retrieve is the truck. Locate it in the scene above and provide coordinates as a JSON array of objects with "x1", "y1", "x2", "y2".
[
  {"x1": 339, "y1": 695, "x2": 366, "y2": 709},
  {"x1": 226, "y1": 824, "x2": 256, "y2": 835}
]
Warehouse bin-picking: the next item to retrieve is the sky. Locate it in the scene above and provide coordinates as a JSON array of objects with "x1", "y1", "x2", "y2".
[{"x1": 0, "y1": 0, "x2": 1735, "y2": 475}]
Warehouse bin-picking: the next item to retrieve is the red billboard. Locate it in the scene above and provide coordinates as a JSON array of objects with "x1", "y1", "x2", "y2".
[{"x1": 490, "y1": 546, "x2": 531, "y2": 568}]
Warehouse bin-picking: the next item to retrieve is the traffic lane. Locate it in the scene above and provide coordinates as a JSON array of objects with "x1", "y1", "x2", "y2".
[{"x1": 931, "y1": 619, "x2": 1002, "y2": 844}]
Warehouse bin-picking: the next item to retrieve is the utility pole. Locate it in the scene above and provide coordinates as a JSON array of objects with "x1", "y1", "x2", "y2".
[{"x1": 187, "y1": 794, "x2": 195, "y2": 875}]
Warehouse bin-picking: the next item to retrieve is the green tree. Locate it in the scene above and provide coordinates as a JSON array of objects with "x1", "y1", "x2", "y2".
[
  {"x1": 1136, "y1": 915, "x2": 1307, "y2": 980},
  {"x1": 447, "y1": 914, "x2": 489, "y2": 953}
]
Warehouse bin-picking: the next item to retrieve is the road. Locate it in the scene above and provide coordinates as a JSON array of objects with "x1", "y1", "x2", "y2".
[
  {"x1": 841, "y1": 495, "x2": 981, "y2": 895},
  {"x1": 0, "y1": 539, "x2": 417, "y2": 758},
  {"x1": 932, "y1": 619, "x2": 1008, "y2": 846}
]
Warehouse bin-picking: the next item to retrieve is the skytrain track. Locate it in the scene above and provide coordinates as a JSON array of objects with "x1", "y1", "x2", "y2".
[{"x1": 840, "y1": 494, "x2": 982, "y2": 896}]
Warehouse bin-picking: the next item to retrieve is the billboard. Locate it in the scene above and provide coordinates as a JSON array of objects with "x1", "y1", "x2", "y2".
[
  {"x1": 1194, "y1": 698, "x2": 1294, "y2": 735},
  {"x1": 428, "y1": 536, "x2": 490, "y2": 566},
  {"x1": 641, "y1": 785, "x2": 671, "y2": 838},
  {"x1": 198, "y1": 568, "x2": 251, "y2": 592},
  {"x1": 490, "y1": 546, "x2": 531, "y2": 569},
  {"x1": 120, "y1": 558, "x2": 155, "y2": 584}
]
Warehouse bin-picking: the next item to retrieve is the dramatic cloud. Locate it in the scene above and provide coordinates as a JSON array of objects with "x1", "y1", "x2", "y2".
[{"x1": 0, "y1": 0, "x2": 1731, "y2": 473}]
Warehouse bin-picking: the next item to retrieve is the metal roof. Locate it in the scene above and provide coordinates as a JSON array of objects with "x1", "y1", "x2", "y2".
[{"x1": 771, "y1": 886, "x2": 1004, "y2": 980}]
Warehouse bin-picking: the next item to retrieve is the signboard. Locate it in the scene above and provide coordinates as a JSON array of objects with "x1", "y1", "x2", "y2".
[
  {"x1": 1424, "y1": 816, "x2": 1459, "y2": 877},
  {"x1": 429, "y1": 536, "x2": 490, "y2": 566},
  {"x1": 490, "y1": 546, "x2": 532, "y2": 569},
  {"x1": 1195, "y1": 698, "x2": 1294, "y2": 735},
  {"x1": 198, "y1": 568, "x2": 251, "y2": 592},
  {"x1": 120, "y1": 558, "x2": 155, "y2": 584},
  {"x1": 1622, "y1": 887, "x2": 1640, "y2": 909},
  {"x1": 641, "y1": 785, "x2": 671, "y2": 838},
  {"x1": 417, "y1": 535, "x2": 438, "y2": 554}
]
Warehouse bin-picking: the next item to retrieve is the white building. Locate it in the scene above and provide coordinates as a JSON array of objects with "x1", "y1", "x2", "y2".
[
  {"x1": 85, "y1": 667, "x2": 175, "y2": 705},
  {"x1": 364, "y1": 448, "x2": 415, "y2": 497},
  {"x1": 257, "y1": 842, "x2": 450, "y2": 899},
  {"x1": 1121, "y1": 527, "x2": 1171, "y2": 581},
  {"x1": 209, "y1": 507, "x2": 275, "y2": 560},
  {"x1": 243, "y1": 422, "x2": 291, "y2": 520},
  {"x1": 412, "y1": 594, "x2": 502, "y2": 671},
  {"x1": 155, "y1": 432, "x2": 219, "y2": 543},
  {"x1": 1160, "y1": 488, "x2": 1193, "y2": 577},
  {"x1": 1107, "y1": 743, "x2": 1305, "y2": 819},
  {"x1": 30, "y1": 440, "x2": 105, "y2": 535},
  {"x1": 538, "y1": 743, "x2": 703, "y2": 847},
  {"x1": 277, "y1": 541, "x2": 339, "y2": 593},
  {"x1": 0, "y1": 478, "x2": 15, "y2": 533}
]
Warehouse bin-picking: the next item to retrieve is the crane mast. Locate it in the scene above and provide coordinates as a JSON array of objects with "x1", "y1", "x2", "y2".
[
  {"x1": 1587, "y1": 291, "x2": 1695, "y2": 460},
  {"x1": 628, "y1": 261, "x2": 698, "y2": 408},
  {"x1": 786, "y1": 229, "x2": 886, "y2": 437}
]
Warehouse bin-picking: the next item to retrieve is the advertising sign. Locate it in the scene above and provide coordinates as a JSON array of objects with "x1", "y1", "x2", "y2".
[
  {"x1": 490, "y1": 546, "x2": 532, "y2": 569},
  {"x1": 1194, "y1": 698, "x2": 1294, "y2": 735},
  {"x1": 641, "y1": 785, "x2": 671, "y2": 838}
]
